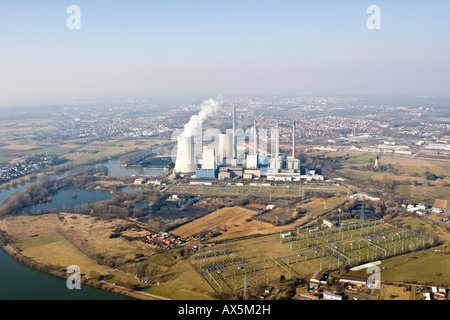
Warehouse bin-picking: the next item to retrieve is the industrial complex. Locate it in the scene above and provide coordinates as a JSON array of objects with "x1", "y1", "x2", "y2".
[{"x1": 173, "y1": 105, "x2": 323, "y2": 182}]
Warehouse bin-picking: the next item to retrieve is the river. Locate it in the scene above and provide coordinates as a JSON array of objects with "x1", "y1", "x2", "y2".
[
  {"x1": 0, "y1": 177, "x2": 132, "y2": 300},
  {"x1": 102, "y1": 159, "x2": 168, "y2": 178},
  {"x1": 0, "y1": 249, "x2": 130, "y2": 300}
]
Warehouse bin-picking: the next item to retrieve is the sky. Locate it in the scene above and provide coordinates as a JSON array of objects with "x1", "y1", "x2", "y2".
[{"x1": 1, "y1": 0, "x2": 450, "y2": 107}]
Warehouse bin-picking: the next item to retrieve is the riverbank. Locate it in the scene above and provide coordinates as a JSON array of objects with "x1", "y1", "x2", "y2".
[
  {"x1": 0, "y1": 243, "x2": 163, "y2": 300},
  {"x1": 0, "y1": 213, "x2": 167, "y2": 300}
]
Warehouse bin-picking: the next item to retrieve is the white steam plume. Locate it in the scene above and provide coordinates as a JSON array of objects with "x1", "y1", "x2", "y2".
[{"x1": 182, "y1": 96, "x2": 222, "y2": 137}]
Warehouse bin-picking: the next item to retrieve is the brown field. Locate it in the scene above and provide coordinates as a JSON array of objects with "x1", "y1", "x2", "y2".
[
  {"x1": 171, "y1": 199, "x2": 345, "y2": 242},
  {"x1": 379, "y1": 155, "x2": 443, "y2": 167},
  {"x1": 434, "y1": 199, "x2": 449, "y2": 210},
  {"x1": 379, "y1": 284, "x2": 412, "y2": 300},
  {"x1": 262, "y1": 207, "x2": 298, "y2": 223},
  {"x1": 171, "y1": 206, "x2": 272, "y2": 241},
  {"x1": 95, "y1": 180, "x2": 127, "y2": 189},
  {"x1": 170, "y1": 206, "x2": 304, "y2": 241}
]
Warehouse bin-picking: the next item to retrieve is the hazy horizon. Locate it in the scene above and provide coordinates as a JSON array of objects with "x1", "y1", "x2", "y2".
[{"x1": 1, "y1": 0, "x2": 450, "y2": 108}]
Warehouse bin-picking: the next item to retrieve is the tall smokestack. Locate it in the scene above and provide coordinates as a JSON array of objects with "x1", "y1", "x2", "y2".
[
  {"x1": 253, "y1": 120, "x2": 257, "y2": 155},
  {"x1": 292, "y1": 121, "x2": 295, "y2": 159},
  {"x1": 275, "y1": 120, "x2": 279, "y2": 158},
  {"x1": 232, "y1": 105, "x2": 237, "y2": 159}
]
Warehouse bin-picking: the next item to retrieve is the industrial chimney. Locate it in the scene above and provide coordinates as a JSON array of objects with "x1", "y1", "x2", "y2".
[
  {"x1": 275, "y1": 120, "x2": 279, "y2": 158},
  {"x1": 232, "y1": 105, "x2": 237, "y2": 159},
  {"x1": 292, "y1": 121, "x2": 295, "y2": 159}
]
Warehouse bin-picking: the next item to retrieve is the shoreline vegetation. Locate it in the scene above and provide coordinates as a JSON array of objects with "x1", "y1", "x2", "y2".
[
  {"x1": 0, "y1": 168, "x2": 140, "y2": 218},
  {"x1": 0, "y1": 239, "x2": 165, "y2": 300}
]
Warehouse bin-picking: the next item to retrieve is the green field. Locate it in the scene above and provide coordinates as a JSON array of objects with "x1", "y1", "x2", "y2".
[
  {"x1": 16, "y1": 235, "x2": 110, "y2": 277},
  {"x1": 345, "y1": 216, "x2": 450, "y2": 286},
  {"x1": 346, "y1": 154, "x2": 376, "y2": 164},
  {"x1": 114, "y1": 251, "x2": 215, "y2": 300},
  {"x1": 338, "y1": 168, "x2": 376, "y2": 181},
  {"x1": 23, "y1": 146, "x2": 74, "y2": 156},
  {"x1": 168, "y1": 183, "x2": 349, "y2": 198},
  {"x1": 435, "y1": 187, "x2": 450, "y2": 200},
  {"x1": 0, "y1": 156, "x2": 13, "y2": 164}
]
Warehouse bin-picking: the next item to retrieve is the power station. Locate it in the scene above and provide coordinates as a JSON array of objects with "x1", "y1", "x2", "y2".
[{"x1": 174, "y1": 105, "x2": 323, "y2": 182}]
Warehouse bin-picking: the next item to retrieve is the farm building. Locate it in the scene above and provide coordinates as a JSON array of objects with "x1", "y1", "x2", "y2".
[
  {"x1": 309, "y1": 271, "x2": 327, "y2": 288},
  {"x1": 339, "y1": 275, "x2": 368, "y2": 287}
]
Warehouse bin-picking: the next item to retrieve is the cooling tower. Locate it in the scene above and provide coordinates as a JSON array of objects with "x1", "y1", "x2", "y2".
[
  {"x1": 174, "y1": 135, "x2": 197, "y2": 173},
  {"x1": 217, "y1": 133, "x2": 227, "y2": 164}
]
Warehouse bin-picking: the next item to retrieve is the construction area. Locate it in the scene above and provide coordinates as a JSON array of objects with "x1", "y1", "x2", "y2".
[{"x1": 188, "y1": 219, "x2": 436, "y2": 293}]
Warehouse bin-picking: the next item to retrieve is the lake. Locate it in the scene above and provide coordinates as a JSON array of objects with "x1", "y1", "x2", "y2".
[{"x1": 20, "y1": 187, "x2": 114, "y2": 214}]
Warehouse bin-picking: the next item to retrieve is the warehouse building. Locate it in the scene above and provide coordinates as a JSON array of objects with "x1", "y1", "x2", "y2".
[{"x1": 339, "y1": 275, "x2": 368, "y2": 287}]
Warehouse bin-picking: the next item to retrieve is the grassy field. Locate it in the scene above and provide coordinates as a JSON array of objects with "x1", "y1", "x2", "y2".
[
  {"x1": 346, "y1": 154, "x2": 376, "y2": 164},
  {"x1": 61, "y1": 138, "x2": 167, "y2": 166},
  {"x1": 0, "y1": 156, "x2": 13, "y2": 164},
  {"x1": 15, "y1": 235, "x2": 110, "y2": 277},
  {"x1": 337, "y1": 152, "x2": 450, "y2": 207},
  {"x1": 345, "y1": 216, "x2": 450, "y2": 287},
  {"x1": 1, "y1": 211, "x2": 448, "y2": 299},
  {"x1": 23, "y1": 146, "x2": 74, "y2": 156},
  {"x1": 168, "y1": 183, "x2": 348, "y2": 199},
  {"x1": 171, "y1": 206, "x2": 273, "y2": 240},
  {"x1": 0, "y1": 212, "x2": 217, "y2": 300},
  {"x1": 395, "y1": 185, "x2": 438, "y2": 205},
  {"x1": 379, "y1": 284, "x2": 412, "y2": 300},
  {"x1": 111, "y1": 251, "x2": 216, "y2": 300},
  {"x1": 337, "y1": 168, "x2": 376, "y2": 181},
  {"x1": 0, "y1": 213, "x2": 156, "y2": 274},
  {"x1": 435, "y1": 187, "x2": 450, "y2": 200},
  {"x1": 298, "y1": 196, "x2": 346, "y2": 217},
  {"x1": 188, "y1": 219, "x2": 434, "y2": 293},
  {"x1": 171, "y1": 198, "x2": 347, "y2": 242},
  {"x1": 0, "y1": 136, "x2": 169, "y2": 171}
]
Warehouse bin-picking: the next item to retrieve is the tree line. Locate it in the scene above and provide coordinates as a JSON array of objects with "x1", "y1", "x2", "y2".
[{"x1": 0, "y1": 171, "x2": 97, "y2": 216}]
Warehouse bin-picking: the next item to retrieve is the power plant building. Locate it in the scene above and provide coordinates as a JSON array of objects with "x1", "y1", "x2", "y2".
[
  {"x1": 201, "y1": 146, "x2": 216, "y2": 170},
  {"x1": 196, "y1": 169, "x2": 217, "y2": 179},
  {"x1": 173, "y1": 104, "x2": 319, "y2": 182},
  {"x1": 217, "y1": 132, "x2": 234, "y2": 165},
  {"x1": 246, "y1": 154, "x2": 258, "y2": 169}
]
